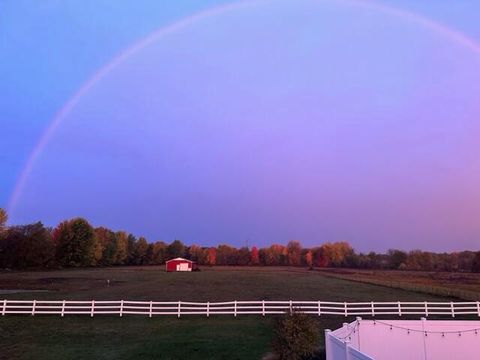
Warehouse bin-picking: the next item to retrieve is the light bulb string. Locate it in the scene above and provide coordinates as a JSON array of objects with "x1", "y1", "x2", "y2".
[
  {"x1": 337, "y1": 320, "x2": 360, "y2": 341},
  {"x1": 373, "y1": 320, "x2": 480, "y2": 335}
]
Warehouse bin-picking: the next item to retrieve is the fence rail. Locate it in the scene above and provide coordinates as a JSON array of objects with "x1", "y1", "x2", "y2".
[{"x1": 2, "y1": 300, "x2": 480, "y2": 318}]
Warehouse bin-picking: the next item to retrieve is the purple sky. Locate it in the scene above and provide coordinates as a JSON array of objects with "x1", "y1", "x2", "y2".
[{"x1": 1, "y1": 0, "x2": 480, "y2": 252}]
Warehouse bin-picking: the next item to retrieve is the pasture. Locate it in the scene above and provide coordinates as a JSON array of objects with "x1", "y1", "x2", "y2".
[
  {"x1": 0, "y1": 267, "x2": 457, "y2": 360},
  {"x1": 320, "y1": 268, "x2": 480, "y2": 300}
]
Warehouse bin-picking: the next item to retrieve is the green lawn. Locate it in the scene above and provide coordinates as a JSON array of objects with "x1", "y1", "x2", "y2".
[{"x1": 0, "y1": 266, "x2": 454, "y2": 360}]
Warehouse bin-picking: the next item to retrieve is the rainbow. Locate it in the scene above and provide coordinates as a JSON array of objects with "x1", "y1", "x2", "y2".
[{"x1": 7, "y1": 0, "x2": 480, "y2": 215}]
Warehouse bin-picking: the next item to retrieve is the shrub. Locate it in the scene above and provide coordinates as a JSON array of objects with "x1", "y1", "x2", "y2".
[{"x1": 271, "y1": 310, "x2": 320, "y2": 360}]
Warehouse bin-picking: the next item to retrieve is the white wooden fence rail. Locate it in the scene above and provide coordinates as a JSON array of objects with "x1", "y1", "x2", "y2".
[{"x1": 2, "y1": 300, "x2": 480, "y2": 317}]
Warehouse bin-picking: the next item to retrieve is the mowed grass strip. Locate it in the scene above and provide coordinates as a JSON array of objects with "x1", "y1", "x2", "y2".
[{"x1": 0, "y1": 267, "x2": 453, "y2": 360}]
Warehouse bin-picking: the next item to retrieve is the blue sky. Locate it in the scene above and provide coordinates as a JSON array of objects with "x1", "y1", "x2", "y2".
[{"x1": 1, "y1": 0, "x2": 480, "y2": 251}]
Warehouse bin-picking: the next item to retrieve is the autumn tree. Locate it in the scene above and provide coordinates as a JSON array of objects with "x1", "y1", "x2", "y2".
[
  {"x1": 312, "y1": 246, "x2": 328, "y2": 267},
  {"x1": 250, "y1": 246, "x2": 260, "y2": 265},
  {"x1": 54, "y1": 218, "x2": 97, "y2": 267},
  {"x1": 286, "y1": 240, "x2": 302, "y2": 266},
  {"x1": 206, "y1": 247, "x2": 216, "y2": 266},
  {"x1": 304, "y1": 250, "x2": 313, "y2": 269},
  {"x1": 187, "y1": 244, "x2": 206, "y2": 264},
  {"x1": 237, "y1": 246, "x2": 250, "y2": 266},
  {"x1": 264, "y1": 244, "x2": 286, "y2": 266}
]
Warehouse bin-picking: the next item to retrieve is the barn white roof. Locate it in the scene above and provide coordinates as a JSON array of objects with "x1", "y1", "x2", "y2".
[{"x1": 165, "y1": 257, "x2": 192, "y2": 263}]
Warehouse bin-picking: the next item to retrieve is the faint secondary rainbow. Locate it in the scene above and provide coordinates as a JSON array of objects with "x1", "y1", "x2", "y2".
[{"x1": 8, "y1": 0, "x2": 480, "y2": 216}]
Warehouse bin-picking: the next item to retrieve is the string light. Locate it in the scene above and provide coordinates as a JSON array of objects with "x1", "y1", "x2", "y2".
[
  {"x1": 337, "y1": 320, "x2": 360, "y2": 342},
  {"x1": 371, "y1": 320, "x2": 480, "y2": 337}
]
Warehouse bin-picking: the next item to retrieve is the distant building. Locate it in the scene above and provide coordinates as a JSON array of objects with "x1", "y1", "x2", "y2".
[
  {"x1": 165, "y1": 257, "x2": 194, "y2": 272},
  {"x1": 326, "y1": 318, "x2": 480, "y2": 360}
]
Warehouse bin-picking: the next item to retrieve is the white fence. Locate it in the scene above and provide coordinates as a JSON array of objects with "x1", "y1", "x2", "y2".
[
  {"x1": 2, "y1": 300, "x2": 480, "y2": 317},
  {"x1": 326, "y1": 318, "x2": 480, "y2": 360}
]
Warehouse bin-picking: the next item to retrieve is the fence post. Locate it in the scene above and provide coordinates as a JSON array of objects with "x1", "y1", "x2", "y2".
[
  {"x1": 120, "y1": 300, "x2": 124, "y2": 317},
  {"x1": 421, "y1": 317, "x2": 428, "y2": 360},
  {"x1": 234, "y1": 300, "x2": 237, "y2": 317},
  {"x1": 344, "y1": 302, "x2": 347, "y2": 317},
  {"x1": 345, "y1": 341, "x2": 352, "y2": 360},
  {"x1": 371, "y1": 302, "x2": 375, "y2": 317},
  {"x1": 207, "y1": 302, "x2": 210, "y2": 318},
  {"x1": 177, "y1": 301, "x2": 181, "y2": 318},
  {"x1": 343, "y1": 322, "x2": 350, "y2": 339},
  {"x1": 91, "y1": 300, "x2": 95, "y2": 317},
  {"x1": 398, "y1": 301, "x2": 402, "y2": 316},
  {"x1": 324, "y1": 329, "x2": 332, "y2": 360},
  {"x1": 356, "y1": 317, "x2": 362, "y2": 352},
  {"x1": 318, "y1": 301, "x2": 321, "y2": 316},
  {"x1": 424, "y1": 301, "x2": 428, "y2": 317},
  {"x1": 2, "y1": 299, "x2": 6, "y2": 316},
  {"x1": 61, "y1": 300, "x2": 65, "y2": 317},
  {"x1": 343, "y1": 323, "x2": 352, "y2": 360},
  {"x1": 289, "y1": 300, "x2": 292, "y2": 315},
  {"x1": 262, "y1": 300, "x2": 265, "y2": 317},
  {"x1": 149, "y1": 301, "x2": 153, "y2": 318},
  {"x1": 476, "y1": 301, "x2": 480, "y2": 317},
  {"x1": 450, "y1": 302, "x2": 455, "y2": 318},
  {"x1": 31, "y1": 300, "x2": 36, "y2": 316}
]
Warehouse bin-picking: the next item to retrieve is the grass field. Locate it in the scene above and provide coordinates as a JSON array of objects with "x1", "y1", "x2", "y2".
[
  {"x1": 319, "y1": 268, "x2": 480, "y2": 300},
  {"x1": 0, "y1": 266, "x2": 462, "y2": 360}
]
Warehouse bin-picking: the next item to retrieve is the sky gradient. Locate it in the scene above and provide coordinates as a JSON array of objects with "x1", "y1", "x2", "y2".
[{"x1": 1, "y1": 0, "x2": 480, "y2": 252}]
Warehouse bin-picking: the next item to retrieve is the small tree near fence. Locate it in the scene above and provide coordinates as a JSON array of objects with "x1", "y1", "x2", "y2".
[{"x1": 271, "y1": 309, "x2": 320, "y2": 360}]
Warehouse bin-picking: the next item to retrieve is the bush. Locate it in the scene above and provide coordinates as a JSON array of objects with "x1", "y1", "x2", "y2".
[{"x1": 271, "y1": 310, "x2": 320, "y2": 360}]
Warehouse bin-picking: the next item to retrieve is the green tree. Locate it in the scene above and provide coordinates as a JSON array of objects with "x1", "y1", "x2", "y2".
[
  {"x1": 146, "y1": 241, "x2": 167, "y2": 264},
  {"x1": 3, "y1": 222, "x2": 55, "y2": 268},
  {"x1": 0, "y1": 208, "x2": 7, "y2": 231},
  {"x1": 271, "y1": 310, "x2": 320, "y2": 360},
  {"x1": 114, "y1": 231, "x2": 129, "y2": 265},
  {"x1": 132, "y1": 237, "x2": 149, "y2": 265},
  {"x1": 471, "y1": 252, "x2": 480, "y2": 273},
  {"x1": 167, "y1": 239, "x2": 185, "y2": 259},
  {"x1": 54, "y1": 218, "x2": 97, "y2": 267},
  {"x1": 95, "y1": 227, "x2": 117, "y2": 266},
  {"x1": 127, "y1": 234, "x2": 137, "y2": 264},
  {"x1": 387, "y1": 249, "x2": 408, "y2": 270}
]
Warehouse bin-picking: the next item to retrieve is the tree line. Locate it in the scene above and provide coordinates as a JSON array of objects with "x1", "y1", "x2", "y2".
[{"x1": 1, "y1": 209, "x2": 480, "y2": 271}]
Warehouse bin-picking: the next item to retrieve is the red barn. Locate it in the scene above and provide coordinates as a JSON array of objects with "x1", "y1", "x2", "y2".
[{"x1": 165, "y1": 257, "x2": 193, "y2": 272}]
